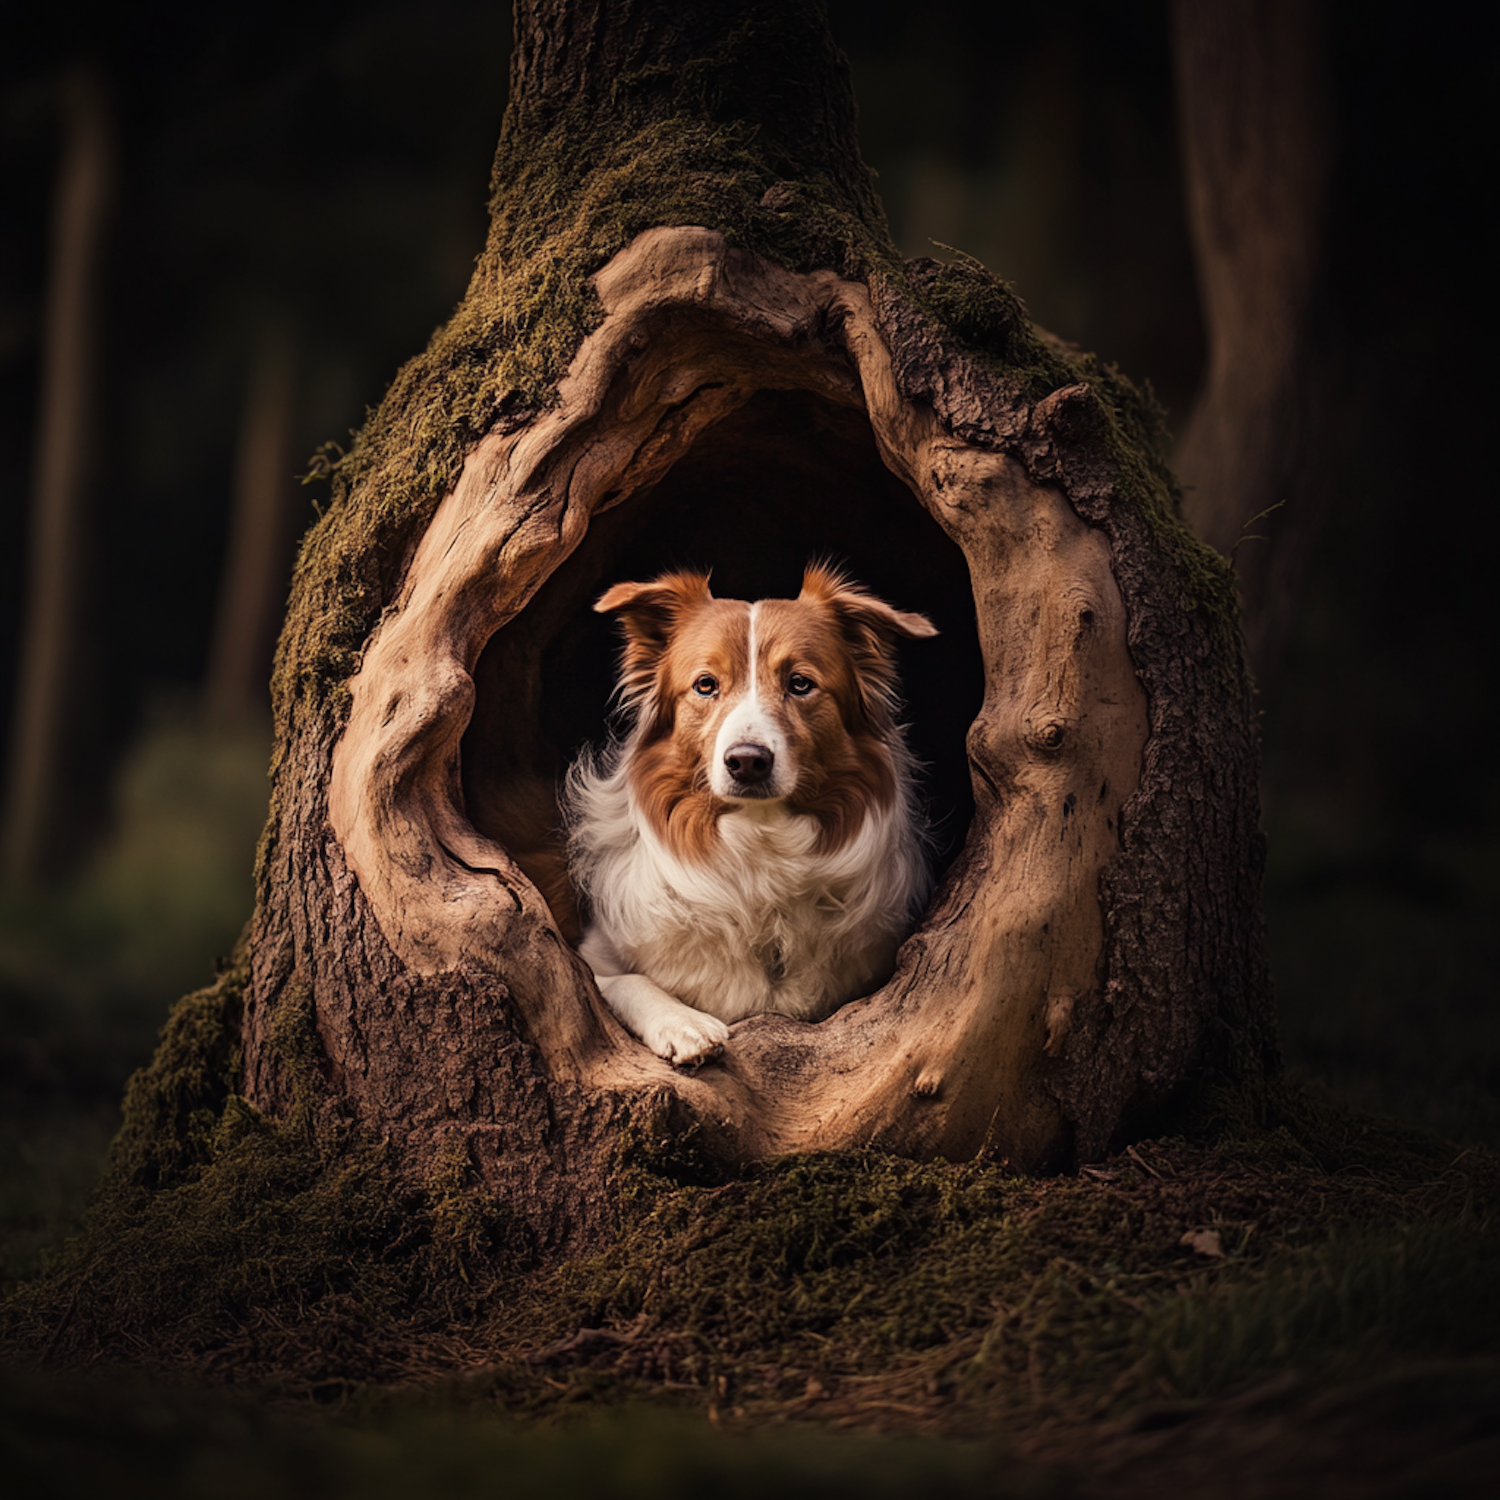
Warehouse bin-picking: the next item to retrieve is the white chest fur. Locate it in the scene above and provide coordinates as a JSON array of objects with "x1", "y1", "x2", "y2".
[{"x1": 570, "y1": 761, "x2": 927, "y2": 1025}]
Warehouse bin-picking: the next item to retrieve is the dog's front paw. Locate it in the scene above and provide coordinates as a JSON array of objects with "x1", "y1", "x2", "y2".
[{"x1": 645, "y1": 1010, "x2": 730, "y2": 1068}]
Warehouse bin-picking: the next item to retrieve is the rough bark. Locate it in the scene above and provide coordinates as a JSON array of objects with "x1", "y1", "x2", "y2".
[{"x1": 240, "y1": 0, "x2": 1273, "y2": 1254}]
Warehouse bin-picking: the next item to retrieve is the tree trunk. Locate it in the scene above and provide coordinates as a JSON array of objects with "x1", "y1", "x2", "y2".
[
  {"x1": 241, "y1": 0, "x2": 1274, "y2": 1256},
  {"x1": 2, "y1": 66, "x2": 113, "y2": 887},
  {"x1": 1170, "y1": 0, "x2": 1333, "y2": 671},
  {"x1": 204, "y1": 322, "x2": 299, "y2": 727}
]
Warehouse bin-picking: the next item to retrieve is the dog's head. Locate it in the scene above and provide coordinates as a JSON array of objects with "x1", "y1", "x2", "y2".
[{"x1": 596, "y1": 564, "x2": 936, "y2": 854}]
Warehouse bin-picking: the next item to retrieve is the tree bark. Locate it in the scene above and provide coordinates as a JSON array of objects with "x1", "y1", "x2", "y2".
[{"x1": 239, "y1": 0, "x2": 1274, "y2": 1256}]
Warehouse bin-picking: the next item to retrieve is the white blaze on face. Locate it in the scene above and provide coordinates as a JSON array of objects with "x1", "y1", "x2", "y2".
[{"x1": 709, "y1": 602, "x2": 794, "y2": 800}]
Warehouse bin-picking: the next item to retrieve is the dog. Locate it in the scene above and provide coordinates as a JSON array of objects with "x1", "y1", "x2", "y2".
[{"x1": 566, "y1": 563, "x2": 936, "y2": 1066}]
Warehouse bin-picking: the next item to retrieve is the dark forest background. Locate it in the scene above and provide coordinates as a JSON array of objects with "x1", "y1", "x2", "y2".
[{"x1": 1, "y1": 0, "x2": 1496, "y2": 1279}]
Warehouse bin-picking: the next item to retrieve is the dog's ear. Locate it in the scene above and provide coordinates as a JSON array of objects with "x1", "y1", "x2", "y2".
[
  {"x1": 799, "y1": 564, "x2": 937, "y2": 724},
  {"x1": 798, "y1": 564, "x2": 938, "y2": 643},
  {"x1": 595, "y1": 571, "x2": 714, "y2": 709}
]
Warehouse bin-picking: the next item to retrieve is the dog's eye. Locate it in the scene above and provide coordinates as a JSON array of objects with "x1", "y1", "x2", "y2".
[
  {"x1": 787, "y1": 674, "x2": 815, "y2": 697},
  {"x1": 692, "y1": 674, "x2": 719, "y2": 697}
]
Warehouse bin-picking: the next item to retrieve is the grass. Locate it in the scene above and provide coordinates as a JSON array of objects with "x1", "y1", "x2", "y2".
[{"x1": 1134, "y1": 1217, "x2": 1500, "y2": 1399}]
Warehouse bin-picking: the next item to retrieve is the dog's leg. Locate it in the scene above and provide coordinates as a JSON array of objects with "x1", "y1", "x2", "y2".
[
  {"x1": 580, "y1": 925, "x2": 730, "y2": 1065},
  {"x1": 592, "y1": 971, "x2": 730, "y2": 1067}
]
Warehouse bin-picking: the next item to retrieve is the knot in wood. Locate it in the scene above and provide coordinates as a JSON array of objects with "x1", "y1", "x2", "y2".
[
  {"x1": 1031, "y1": 382, "x2": 1105, "y2": 443},
  {"x1": 1029, "y1": 720, "x2": 1068, "y2": 753}
]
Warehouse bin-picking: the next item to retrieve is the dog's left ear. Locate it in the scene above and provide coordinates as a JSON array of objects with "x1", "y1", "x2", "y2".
[{"x1": 799, "y1": 564, "x2": 937, "y2": 723}]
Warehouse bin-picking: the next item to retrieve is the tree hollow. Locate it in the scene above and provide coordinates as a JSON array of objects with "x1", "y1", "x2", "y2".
[{"x1": 324, "y1": 226, "x2": 1148, "y2": 1168}]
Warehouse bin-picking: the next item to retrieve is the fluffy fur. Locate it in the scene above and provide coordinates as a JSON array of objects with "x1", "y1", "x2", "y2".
[{"x1": 566, "y1": 564, "x2": 935, "y2": 1066}]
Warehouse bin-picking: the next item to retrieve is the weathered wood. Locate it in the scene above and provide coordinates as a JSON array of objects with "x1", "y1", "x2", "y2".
[{"x1": 324, "y1": 224, "x2": 1148, "y2": 1168}]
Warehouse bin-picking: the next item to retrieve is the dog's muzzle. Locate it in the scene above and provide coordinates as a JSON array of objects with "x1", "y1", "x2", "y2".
[{"x1": 723, "y1": 740, "x2": 775, "y2": 795}]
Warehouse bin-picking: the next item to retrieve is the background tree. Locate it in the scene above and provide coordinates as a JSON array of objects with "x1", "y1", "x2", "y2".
[
  {"x1": 203, "y1": 321, "x2": 300, "y2": 728},
  {"x1": 1170, "y1": 0, "x2": 1333, "y2": 672},
  {"x1": 1, "y1": 66, "x2": 112, "y2": 886}
]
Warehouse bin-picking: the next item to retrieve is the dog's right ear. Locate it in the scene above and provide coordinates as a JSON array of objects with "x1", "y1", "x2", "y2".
[{"x1": 595, "y1": 571, "x2": 714, "y2": 707}]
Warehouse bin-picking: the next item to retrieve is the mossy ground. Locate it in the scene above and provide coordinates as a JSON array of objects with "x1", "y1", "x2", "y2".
[{"x1": 3, "y1": 966, "x2": 1496, "y2": 1493}]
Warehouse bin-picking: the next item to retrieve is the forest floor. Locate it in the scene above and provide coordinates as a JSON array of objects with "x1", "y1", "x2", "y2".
[
  {"x1": 1, "y1": 1122, "x2": 1496, "y2": 1498},
  {"x1": 1, "y1": 806, "x2": 1497, "y2": 1498}
]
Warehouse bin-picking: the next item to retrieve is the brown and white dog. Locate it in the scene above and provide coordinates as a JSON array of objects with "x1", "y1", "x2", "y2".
[{"x1": 566, "y1": 564, "x2": 936, "y2": 1066}]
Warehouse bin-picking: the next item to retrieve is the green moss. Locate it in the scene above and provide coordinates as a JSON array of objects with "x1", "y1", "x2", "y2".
[
  {"x1": 6, "y1": 1071, "x2": 1495, "y2": 1433},
  {"x1": 105, "y1": 954, "x2": 247, "y2": 1191},
  {"x1": 4, "y1": 1095, "x2": 520, "y2": 1380},
  {"x1": 922, "y1": 258, "x2": 1028, "y2": 351},
  {"x1": 521, "y1": 1104, "x2": 1497, "y2": 1427},
  {"x1": 424, "y1": 1134, "x2": 525, "y2": 1288},
  {"x1": 572, "y1": 1106, "x2": 1489, "y2": 1408}
]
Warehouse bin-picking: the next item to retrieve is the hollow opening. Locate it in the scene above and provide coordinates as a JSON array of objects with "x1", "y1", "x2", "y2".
[{"x1": 461, "y1": 386, "x2": 984, "y2": 897}]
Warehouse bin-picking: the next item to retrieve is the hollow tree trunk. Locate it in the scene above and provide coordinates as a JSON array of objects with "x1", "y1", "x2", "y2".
[{"x1": 243, "y1": 0, "x2": 1274, "y2": 1256}]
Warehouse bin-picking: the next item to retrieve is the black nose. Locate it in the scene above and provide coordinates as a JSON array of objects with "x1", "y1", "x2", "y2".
[{"x1": 724, "y1": 741, "x2": 774, "y2": 784}]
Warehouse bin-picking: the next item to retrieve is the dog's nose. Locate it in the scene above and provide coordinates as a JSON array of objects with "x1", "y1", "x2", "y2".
[{"x1": 724, "y1": 741, "x2": 774, "y2": 784}]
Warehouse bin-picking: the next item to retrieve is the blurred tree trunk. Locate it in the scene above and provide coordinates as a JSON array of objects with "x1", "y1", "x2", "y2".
[
  {"x1": 222, "y1": 0, "x2": 1273, "y2": 1256},
  {"x1": 2, "y1": 66, "x2": 113, "y2": 887},
  {"x1": 1170, "y1": 0, "x2": 1332, "y2": 673},
  {"x1": 204, "y1": 324, "x2": 299, "y2": 727}
]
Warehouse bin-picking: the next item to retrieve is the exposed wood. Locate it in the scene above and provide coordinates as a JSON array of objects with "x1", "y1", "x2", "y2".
[{"x1": 324, "y1": 225, "x2": 1148, "y2": 1169}]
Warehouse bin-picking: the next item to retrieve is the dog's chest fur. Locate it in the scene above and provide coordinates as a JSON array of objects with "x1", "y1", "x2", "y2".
[{"x1": 572, "y1": 767, "x2": 913, "y2": 1024}]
